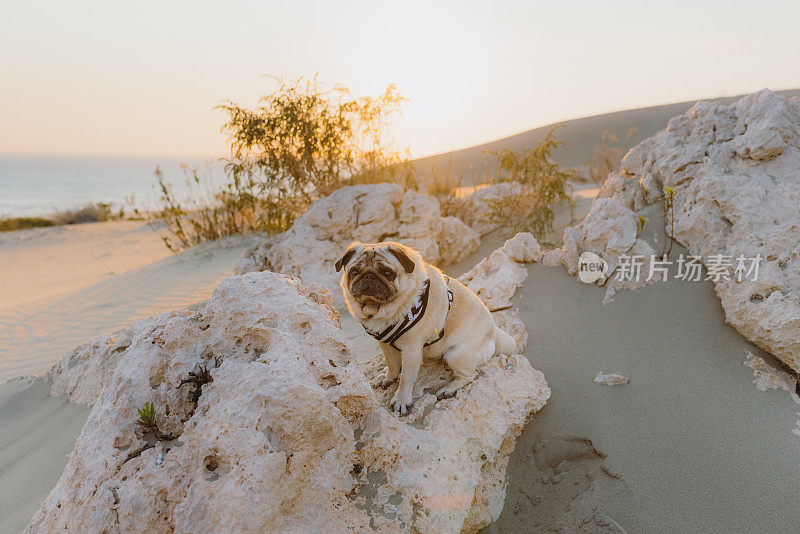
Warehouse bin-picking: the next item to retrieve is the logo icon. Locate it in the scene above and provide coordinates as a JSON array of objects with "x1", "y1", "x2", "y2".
[{"x1": 578, "y1": 252, "x2": 608, "y2": 284}]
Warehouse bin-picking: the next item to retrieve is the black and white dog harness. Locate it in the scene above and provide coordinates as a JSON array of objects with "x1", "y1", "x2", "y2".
[{"x1": 364, "y1": 276, "x2": 454, "y2": 350}]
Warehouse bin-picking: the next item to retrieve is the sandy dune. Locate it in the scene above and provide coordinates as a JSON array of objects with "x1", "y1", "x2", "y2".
[
  {"x1": 0, "y1": 221, "x2": 251, "y2": 381},
  {"x1": 413, "y1": 88, "x2": 800, "y2": 187},
  {"x1": 0, "y1": 379, "x2": 89, "y2": 531}
]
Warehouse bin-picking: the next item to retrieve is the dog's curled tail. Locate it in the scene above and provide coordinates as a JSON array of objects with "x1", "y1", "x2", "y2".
[{"x1": 494, "y1": 326, "x2": 518, "y2": 355}]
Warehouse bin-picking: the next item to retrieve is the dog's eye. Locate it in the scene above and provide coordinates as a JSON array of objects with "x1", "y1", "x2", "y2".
[
  {"x1": 381, "y1": 268, "x2": 395, "y2": 280},
  {"x1": 348, "y1": 268, "x2": 359, "y2": 278}
]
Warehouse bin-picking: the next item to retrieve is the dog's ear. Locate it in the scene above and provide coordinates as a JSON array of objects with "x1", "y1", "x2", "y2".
[
  {"x1": 335, "y1": 249, "x2": 356, "y2": 273},
  {"x1": 388, "y1": 245, "x2": 416, "y2": 274},
  {"x1": 335, "y1": 242, "x2": 361, "y2": 272}
]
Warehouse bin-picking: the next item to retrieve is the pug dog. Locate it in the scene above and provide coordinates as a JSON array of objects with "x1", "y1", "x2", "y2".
[{"x1": 336, "y1": 241, "x2": 518, "y2": 414}]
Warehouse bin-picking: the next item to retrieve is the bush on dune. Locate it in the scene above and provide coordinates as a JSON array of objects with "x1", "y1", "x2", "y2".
[
  {"x1": 155, "y1": 78, "x2": 415, "y2": 251},
  {"x1": 486, "y1": 127, "x2": 578, "y2": 242},
  {"x1": 52, "y1": 202, "x2": 118, "y2": 225}
]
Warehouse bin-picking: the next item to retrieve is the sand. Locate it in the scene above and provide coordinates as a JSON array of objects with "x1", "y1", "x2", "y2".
[
  {"x1": 0, "y1": 379, "x2": 89, "y2": 532},
  {"x1": 490, "y1": 258, "x2": 800, "y2": 532},
  {"x1": 0, "y1": 220, "x2": 252, "y2": 381}
]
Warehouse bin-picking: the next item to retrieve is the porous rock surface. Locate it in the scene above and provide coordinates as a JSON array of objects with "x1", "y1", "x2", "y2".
[
  {"x1": 550, "y1": 89, "x2": 800, "y2": 371},
  {"x1": 234, "y1": 183, "x2": 480, "y2": 307},
  {"x1": 457, "y1": 232, "x2": 543, "y2": 353},
  {"x1": 449, "y1": 183, "x2": 520, "y2": 237},
  {"x1": 541, "y1": 196, "x2": 663, "y2": 302},
  {"x1": 30, "y1": 271, "x2": 549, "y2": 533}
]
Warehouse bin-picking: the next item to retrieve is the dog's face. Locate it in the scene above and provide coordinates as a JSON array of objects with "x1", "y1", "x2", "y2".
[{"x1": 336, "y1": 241, "x2": 418, "y2": 319}]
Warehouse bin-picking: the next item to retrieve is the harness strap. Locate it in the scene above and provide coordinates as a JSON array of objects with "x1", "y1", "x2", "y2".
[
  {"x1": 364, "y1": 276, "x2": 453, "y2": 350},
  {"x1": 424, "y1": 277, "x2": 453, "y2": 347}
]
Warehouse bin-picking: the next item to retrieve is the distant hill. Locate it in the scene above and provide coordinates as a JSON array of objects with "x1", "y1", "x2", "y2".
[{"x1": 412, "y1": 88, "x2": 800, "y2": 187}]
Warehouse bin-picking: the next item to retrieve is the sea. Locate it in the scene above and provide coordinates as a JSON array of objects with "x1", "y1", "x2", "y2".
[{"x1": 0, "y1": 153, "x2": 226, "y2": 217}]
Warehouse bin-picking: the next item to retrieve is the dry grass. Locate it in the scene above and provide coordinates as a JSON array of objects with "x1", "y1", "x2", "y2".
[
  {"x1": 585, "y1": 127, "x2": 638, "y2": 184},
  {"x1": 0, "y1": 217, "x2": 55, "y2": 232},
  {"x1": 425, "y1": 159, "x2": 467, "y2": 219}
]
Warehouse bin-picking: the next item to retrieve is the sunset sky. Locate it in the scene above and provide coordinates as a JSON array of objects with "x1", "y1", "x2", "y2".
[{"x1": 2, "y1": 0, "x2": 798, "y2": 159}]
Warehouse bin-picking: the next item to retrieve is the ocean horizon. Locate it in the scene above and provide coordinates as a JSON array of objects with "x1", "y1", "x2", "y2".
[{"x1": 0, "y1": 153, "x2": 225, "y2": 218}]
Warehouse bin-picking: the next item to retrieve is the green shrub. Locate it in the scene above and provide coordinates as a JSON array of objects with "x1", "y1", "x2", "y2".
[
  {"x1": 485, "y1": 127, "x2": 578, "y2": 242},
  {"x1": 155, "y1": 78, "x2": 413, "y2": 251},
  {"x1": 136, "y1": 401, "x2": 157, "y2": 433}
]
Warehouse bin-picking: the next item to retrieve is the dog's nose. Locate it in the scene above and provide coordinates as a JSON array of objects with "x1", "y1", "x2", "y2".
[{"x1": 352, "y1": 272, "x2": 389, "y2": 298}]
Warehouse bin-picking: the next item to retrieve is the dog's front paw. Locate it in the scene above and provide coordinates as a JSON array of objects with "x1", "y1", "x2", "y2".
[
  {"x1": 390, "y1": 390, "x2": 412, "y2": 415},
  {"x1": 435, "y1": 386, "x2": 458, "y2": 400},
  {"x1": 435, "y1": 378, "x2": 468, "y2": 400},
  {"x1": 378, "y1": 372, "x2": 398, "y2": 389}
]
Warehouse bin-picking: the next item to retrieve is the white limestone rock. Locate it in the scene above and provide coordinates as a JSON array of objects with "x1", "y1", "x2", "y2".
[
  {"x1": 593, "y1": 373, "x2": 630, "y2": 386},
  {"x1": 609, "y1": 90, "x2": 800, "y2": 371},
  {"x1": 458, "y1": 232, "x2": 542, "y2": 311},
  {"x1": 234, "y1": 184, "x2": 480, "y2": 308},
  {"x1": 29, "y1": 271, "x2": 549, "y2": 534},
  {"x1": 456, "y1": 233, "x2": 542, "y2": 352},
  {"x1": 459, "y1": 248, "x2": 528, "y2": 312},
  {"x1": 743, "y1": 352, "x2": 798, "y2": 396},
  {"x1": 502, "y1": 232, "x2": 542, "y2": 263},
  {"x1": 546, "y1": 197, "x2": 662, "y2": 301},
  {"x1": 450, "y1": 183, "x2": 521, "y2": 236},
  {"x1": 46, "y1": 320, "x2": 152, "y2": 406},
  {"x1": 562, "y1": 89, "x2": 800, "y2": 370},
  {"x1": 438, "y1": 216, "x2": 482, "y2": 265}
]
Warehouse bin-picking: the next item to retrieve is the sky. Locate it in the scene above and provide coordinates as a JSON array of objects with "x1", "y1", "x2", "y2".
[{"x1": 1, "y1": 0, "x2": 799, "y2": 159}]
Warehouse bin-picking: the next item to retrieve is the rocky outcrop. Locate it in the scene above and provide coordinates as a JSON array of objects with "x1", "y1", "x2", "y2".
[
  {"x1": 449, "y1": 183, "x2": 520, "y2": 236},
  {"x1": 46, "y1": 318, "x2": 167, "y2": 405},
  {"x1": 542, "y1": 196, "x2": 663, "y2": 302},
  {"x1": 459, "y1": 233, "x2": 540, "y2": 311},
  {"x1": 234, "y1": 184, "x2": 480, "y2": 307},
  {"x1": 551, "y1": 89, "x2": 800, "y2": 371},
  {"x1": 457, "y1": 232, "x2": 543, "y2": 352},
  {"x1": 29, "y1": 271, "x2": 549, "y2": 533}
]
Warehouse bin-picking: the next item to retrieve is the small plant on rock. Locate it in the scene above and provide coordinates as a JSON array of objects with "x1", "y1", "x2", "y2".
[
  {"x1": 135, "y1": 401, "x2": 177, "y2": 441},
  {"x1": 136, "y1": 402, "x2": 158, "y2": 434},
  {"x1": 661, "y1": 186, "x2": 677, "y2": 258},
  {"x1": 637, "y1": 215, "x2": 646, "y2": 234}
]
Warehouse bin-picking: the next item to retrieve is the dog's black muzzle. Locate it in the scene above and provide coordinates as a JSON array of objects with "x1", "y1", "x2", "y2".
[{"x1": 351, "y1": 271, "x2": 395, "y2": 302}]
